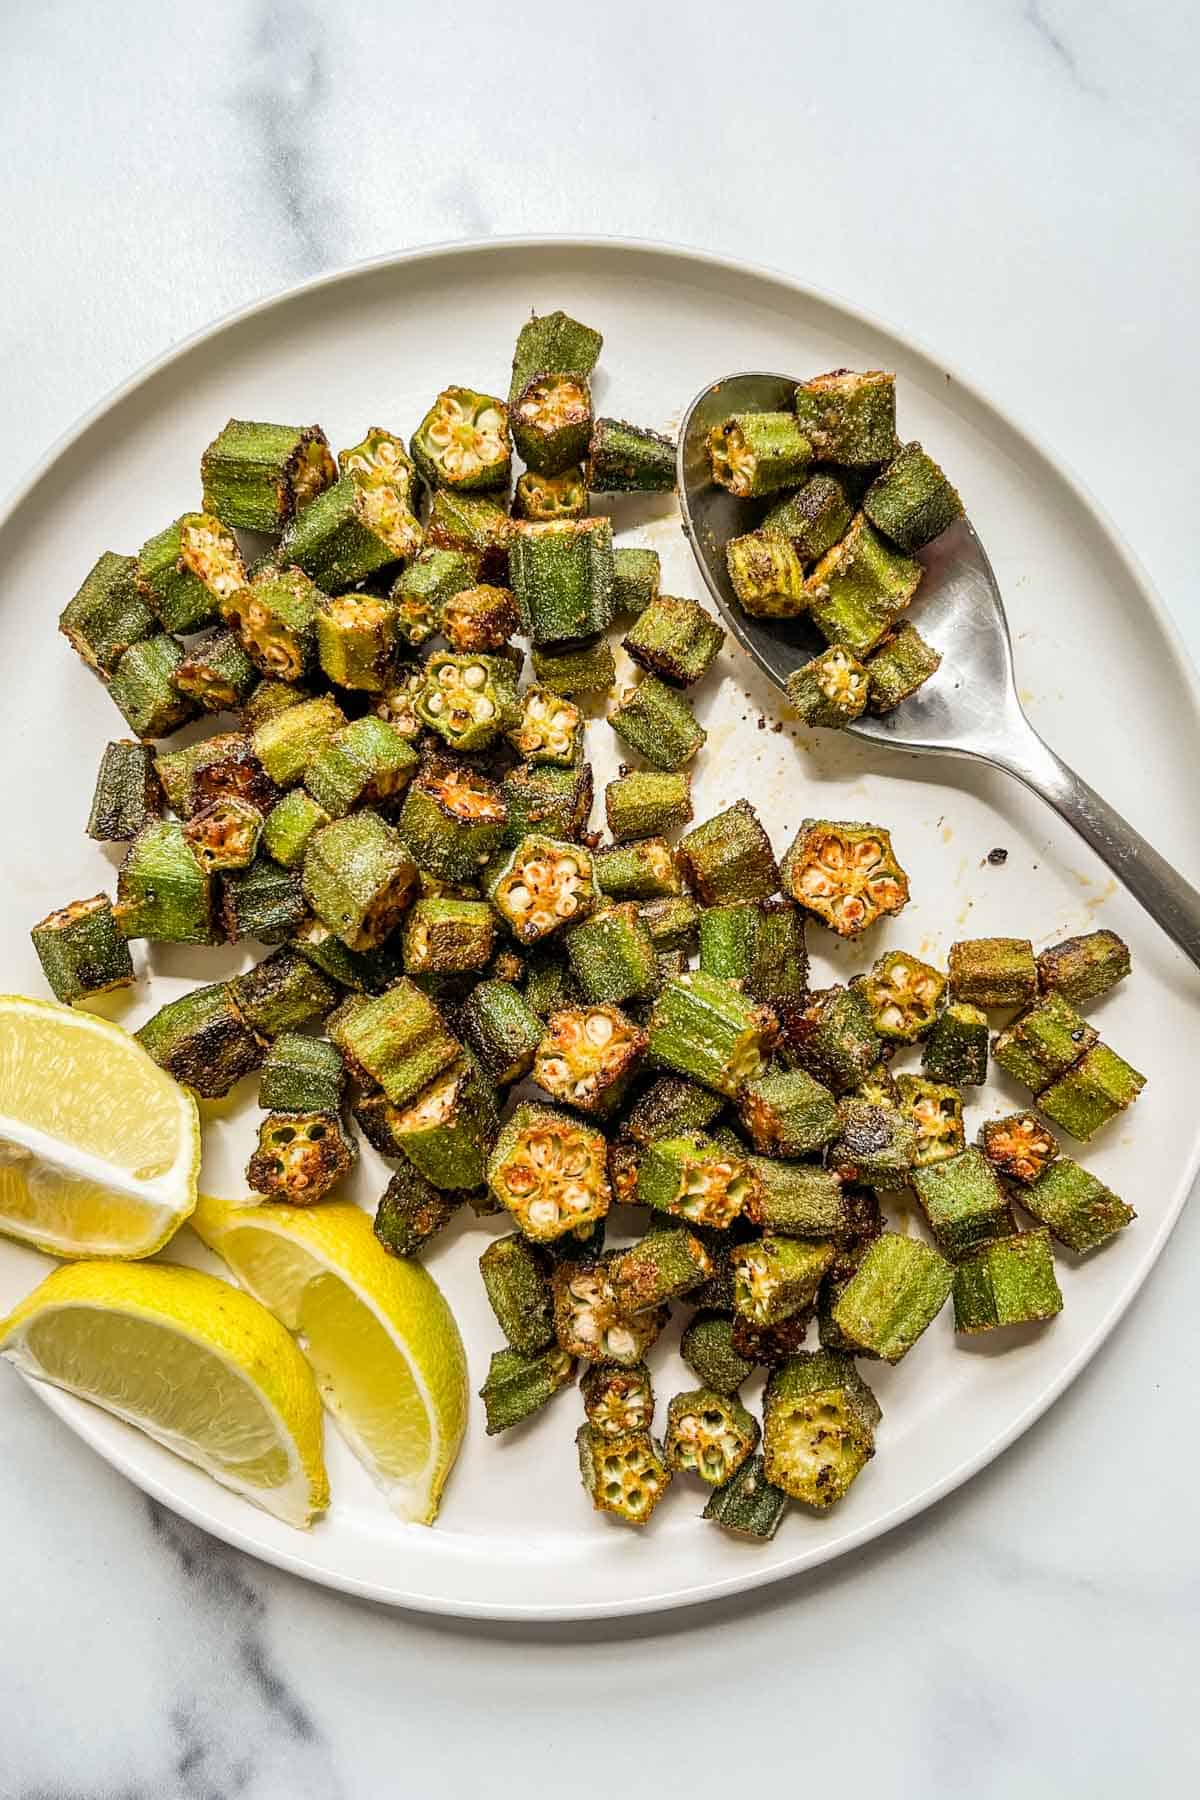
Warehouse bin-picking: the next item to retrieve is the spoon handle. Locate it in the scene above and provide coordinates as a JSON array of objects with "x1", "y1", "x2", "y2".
[{"x1": 996, "y1": 722, "x2": 1200, "y2": 970}]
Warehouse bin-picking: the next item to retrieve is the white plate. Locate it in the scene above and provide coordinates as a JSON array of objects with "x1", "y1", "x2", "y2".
[{"x1": 2, "y1": 238, "x2": 1198, "y2": 1621}]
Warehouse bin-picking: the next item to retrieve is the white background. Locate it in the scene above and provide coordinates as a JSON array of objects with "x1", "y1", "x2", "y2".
[{"x1": 3, "y1": 2, "x2": 1198, "y2": 1794}]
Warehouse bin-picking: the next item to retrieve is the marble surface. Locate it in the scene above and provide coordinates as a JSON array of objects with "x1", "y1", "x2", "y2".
[{"x1": 3, "y1": 1, "x2": 1199, "y2": 1793}]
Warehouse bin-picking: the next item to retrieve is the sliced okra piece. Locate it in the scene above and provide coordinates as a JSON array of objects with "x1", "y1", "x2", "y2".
[
  {"x1": 793, "y1": 370, "x2": 896, "y2": 465},
  {"x1": 30, "y1": 896, "x2": 134, "y2": 1005},
  {"x1": 441, "y1": 583, "x2": 519, "y2": 654},
  {"x1": 282, "y1": 475, "x2": 422, "y2": 590},
  {"x1": 1019, "y1": 1156, "x2": 1135, "y2": 1253},
  {"x1": 737, "y1": 1067, "x2": 839, "y2": 1158},
  {"x1": 611, "y1": 546, "x2": 662, "y2": 618},
  {"x1": 510, "y1": 370, "x2": 591, "y2": 473},
  {"x1": 623, "y1": 1075, "x2": 726, "y2": 1148},
  {"x1": 220, "y1": 858, "x2": 305, "y2": 944},
  {"x1": 680, "y1": 1314, "x2": 756, "y2": 1396},
  {"x1": 200, "y1": 419, "x2": 334, "y2": 532},
  {"x1": 108, "y1": 635, "x2": 198, "y2": 740},
  {"x1": 726, "y1": 531, "x2": 807, "y2": 618},
  {"x1": 577, "y1": 1425, "x2": 671, "y2": 1524},
  {"x1": 830, "y1": 1231, "x2": 954, "y2": 1363},
  {"x1": 252, "y1": 696, "x2": 347, "y2": 797},
  {"x1": 220, "y1": 564, "x2": 322, "y2": 683},
  {"x1": 587, "y1": 416, "x2": 676, "y2": 492},
  {"x1": 1035, "y1": 928, "x2": 1131, "y2": 1007},
  {"x1": 303, "y1": 716, "x2": 418, "y2": 819},
  {"x1": 1037, "y1": 1043, "x2": 1145, "y2": 1141},
  {"x1": 228, "y1": 948, "x2": 340, "y2": 1038},
  {"x1": 816, "y1": 1185, "x2": 886, "y2": 1355},
  {"x1": 912, "y1": 1148, "x2": 1015, "y2": 1261},
  {"x1": 509, "y1": 308, "x2": 602, "y2": 402},
  {"x1": 512, "y1": 465, "x2": 588, "y2": 522},
  {"x1": 327, "y1": 978, "x2": 460, "y2": 1106},
  {"x1": 135, "y1": 512, "x2": 246, "y2": 635},
  {"x1": 373, "y1": 666, "x2": 426, "y2": 741},
  {"x1": 507, "y1": 686, "x2": 583, "y2": 768},
  {"x1": 258, "y1": 1032, "x2": 345, "y2": 1114},
  {"x1": 136, "y1": 982, "x2": 263, "y2": 1097},
  {"x1": 460, "y1": 979, "x2": 543, "y2": 1084},
  {"x1": 762, "y1": 472, "x2": 853, "y2": 561},
  {"x1": 863, "y1": 440, "x2": 963, "y2": 552},
  {"x1": 183, "y1": 796, "x2": 263, "y2": 872},
  {"x1": 855, "y1": 1060, "x2": 900, "y2": 1107},
  {"x1": 315, "y1": 591, "x2": 397, "y2": 690},
  {"x1": 566, "y1": 904, "x2": 658, "y2": 1007},
  {"x1": 604, "y1": 769, "x2": 692, "y2": 842},
  {"x1": 411, "y1": 386, "x2": 511, "y2": 492},
  {"x1": 733, "y1": 1236, "x2": 833, "y2": 1326},
  {"x1": 399, "y1": 760, "x2": 507, "y2": 882},
  {"x1": 703, "y1": 1454, "x2": 789, "y2": 1540},
  {"x1": 553, "y1": 1259, "x2": 667, "y2": 1365},
  {"x1": 485, "y1": 833, "x2": 595, "y2": 946},
  {"x1": 115, "y1": 821, "x2": 218, "y2": 943},
  {"x1": 481, "y1": 1346, "x2": 576, "y2": 1435},
  {"x1": 530, "y1": 636, "x2": 617, "y2": 697},
  {"x1": 87, "y1": 741, "x2": 164, "y2": 842},
  {"x1": 59, "y1": 551, "x2": 155, "y2": 677},
  {"x1": 866, "y1": 623, "x2": 942, "y2": 712},
  {"x1": 747, "y1": 900, "x2": 809, "y2": 1009},
  {"x1": 921, "y1": 1000, "x2": 989, "y2": 1086},
  {"x1": 594, "y1": 837, "x2": 681, "y2": 902},
  {"x1": 349, "y1": 1082, "x2": 405, "y2": 1158},
  {"x1": 261, "y1": 789, "x2": 330, "y2": 869},
  {"x1": 641, "y1": 894, "x2": 702, "y2": 954},
  {"x1": 785, "y1": 645, "x2": 869, "y2": 727},
  {"x1": 778, "y1": 984, "x2": 881, "y2": 1094},
  {"x1": 302, "y1": 809, "x2": 417, "y2": 949},
  {"x1": 979, "y1": 1111, "x2": 1058, "y2": 1185},
  {"x1": 155, "y1": 732, "x2": 274, "y2": 819},
  {"x1": 241, "y1": 679, "x2": 309, "y2": 735},
  {"x1": 665, "y1": 1388, "x2": 758, "y2": 1486},
  {"x1": 479, "y1": 1234, "x2": 555, "y2": 1354},
  {"x1": 805, "y1": 516, "x2": 921, "y2": 654},
  {"x1": 991, "y1": 992, "x2": 1098, "y2": 1092},
  {"x1": 534, "y1": 1003, "x2": 646, "y2": 1112},
  {"x1": 403, "y1": 897, "x2": 495, "y2": 975},
  {"x1": 581, "y1": 1362, "x2": 655, "y2": 1441},
  {"x1": 523, "y1": 944, "x2": 580, "y2": 1018},
  {"x1": 170, "y1": 629, "x2": 257, "y2": 715},
  {"x1": 510, "y1": 516, "x2": 615, "y2": 644},
  {"x1": 290, "y1": 916, "x2": 405, "y2": 995},
  {"x1": 500, "y1": 761, "x2": 593, "y2": 847},
  {"x1": 708, "y1": 412, "x2": 811, "y2": 498},
  {"x1": 647, "y1": 971, "x2": 777, "y2": 1097},
  {"x1": 948, "y1": 936, "x2": 1038, "y2": 1009},
  {"x1": 389, "y1": 547, "x2": 478, "y2": 648},
  {"x1": 611, "y1": 1228, "x2": 712, "y2": 1314},
  {"x1": 762, "y1": 1350, "x2": 881, "y2": 1509},
  {"x1": 780, "y1": 817, "x2": 909, "y2": 937},
  {"x1": 745, "y1": 1158, "x2": 845, "y2": 1237},
  {"x1": 636, "y1": 1132, "x2": 756, "y2": 1229},
  {"x1": 338, "y1": 424, "x2": 418, "y2": 498},
  {"x1": 895, "y1": 1074, "x2": 965, "y2": 1169},
  {"x1": 953, "y1": 1228, "x2": 1062, "y2": 1334},
  {"x1": 609, "y1": 675, "x2": 706, "y2": 770},
  {"x1": 247, "y1": 1110, "x2": 355, "y2": 1203},
  {"x1": 698, "y1": 902, "x2": 758, "y2": 983},
  {"x1": 860, "y1": 949, "x2": 945, "y2": 1043},
  {"x1": 389, "y1": 1056, "x2": 498, "y2": 1190},
  {"x1": 486, "y1": 1102, "x2": 611, "y2": 1242},
  {"x1": 678, "y1": 800, "x2": 779, "y2": 905},
  {"x1": 415, "y1": 651, "x2": 518, "y2": 753},
  {"x1": 374, "y1": 1161, "x2": 460, "y2": 1260},
  {"x1": 424, "y1": 491, "x2": 511, "y2": 580}
]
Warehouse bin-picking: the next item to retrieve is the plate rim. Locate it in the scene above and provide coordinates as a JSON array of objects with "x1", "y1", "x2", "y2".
[{"x1": 7, "y1": 233, "x2": 1200, "y2": 1622}]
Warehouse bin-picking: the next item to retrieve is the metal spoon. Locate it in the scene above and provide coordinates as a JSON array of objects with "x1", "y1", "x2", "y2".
[{"x1": 678, "y1": 372, "x2": 1200, "y2": 970}]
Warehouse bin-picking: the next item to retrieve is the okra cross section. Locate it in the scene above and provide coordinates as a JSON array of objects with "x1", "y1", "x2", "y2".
[
  {"x1": 183, "y1": 797, "x2": 264, "y2": 873},
  {"x1": 978, "y1": 1112, "x2": 1058, "y2": 1185},
  {"x1": 665, "y1": 1388, "x2": 759, "y2": 1486},
  {"x1": 952, "y1": 1229, "x2": 1063, "y2": 1334},
  {"x1": 486, "y1": 834, "x2": 595, "y2": 946},
  {"x1": 415, "y1": 652, "x2": 518, "y2": 753},
  {"x1": 576, "y1": 1426, "x2": 671, "y2": 1525},
  {"x1": 172, "y1": 629, "x2": 258, "y2": 713},
  {"x1": 247, "y1": 1111, "x2": 355, "y2": 1204},
  {"x1": 895, "y1": 1074, "x2": 966, "y2": 1169},
  {"x1": 762, "y1": 1350, "x2": 882, "y2": 1509},
  {"x1": 860, "y1": 950, "x2": 945, "y2": 1042},
  {"x1": 441, "y1": 584, "x2": 519, "y2": 654},
  {"x1": 506, "y1": 686, "x2": 583, "y2": 767},
  {"x1": 552, "y1": 1259, "x2": 667, "y2": 1365},
  {"x1": 338, "y1": 425, "x2": 418, "y2": 500},
  {"x1": 581, "y1": 1362, "x2": 655, "y2": 1440},
  {"x1": 781, "y1": 819, "x2": 909, "y2": 937},
  {"x1": 534, "y1": 1003, "x2": 646, "y2": 1113},
  {"x1": 486, "y1": 1103, "x2": 611, "y2": 1242},
  {"x1": 411, "y1": 386, "x2": 511, "y2": 492},
  {"x1": 647, "y1": 970, "x2": 777, "y2": 1097},
  {"x1": 30, "y1": 895, "x2": 134, "y2": 1005},
  {"x1": 399, "y1": 761, "x2": 507, "y2": 883},
  {"x1": 830, "y1": 1232, "x2": 954, "y2": 1363},
  {"x1": 911, "y1": 1147, "x2": 1015, "y2": 1261},
  {"x1": 315, "y1": 591, "x2": 398, "y2": 691},
  {"x1": 327, "y1": 978, "x2": 460, "y2": 1107},
  {"x1": 510, "y1": 371, "x2": 592, "y2": 474},
  {"x1": 220, "y1": 564, "x2": 323, "y2": 683},
  {"x1": 636, "y1": 1132, "x2": 756, "y2": 1229},
  {"x1": 403, "y1": 898, "x2": 495, "y2": 976},
  {"x1": 481, "y1": 1346, "x2": 576, "y2": 1436},
  {"x1": 390, "y1": 547, "x2": 479, "y2": 647},
  {"x1": 785, "y1": 646, "x2": 869, "y2": 727},
  {"x1": 513, "y1": 465, "x2": 587, "y2": 522}
]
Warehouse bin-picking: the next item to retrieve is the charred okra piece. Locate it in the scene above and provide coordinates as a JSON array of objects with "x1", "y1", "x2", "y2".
[
  {"x1": 1037, "y1": 1043, "x2": 1145, "y2": 1141},
  {"x1": 399, "y1": 761, "x2": 507, "y2": 883},
  {"x1": 172, "y1": 629, "x2": 258, "y2": 713},
  {"x1": 509, "y1": 308, "x2": 602, "y2": 401},
  {"x1": 581, "y1": 1362, "x2": 654, "y2": 1440},
  {"x1": 30, "y1": 896, "x2": 133, "y2": 1004},
  {"x1": 415, "y1": 651, "x2": 518, "y2": 753},
  {"x1": 680, "y1": 1314, "x2": 756, "y2": 1396},
  {"x1": 480, "y1": 1234, "x2": 554, "y2": 1354},
  {"x1": 830, "y1": 1232, "x2": 954, "y2": 1363},
  {"x1": 708, "y1": 412, "x2": 811, "y2": 497},
  {"x1": 534, "y1": 1002, "x2": 646, "y2": 1112},
  {"x1": 953, "y1": 1228, "x2": 1062, "y2": 1333},
  {"x1": 290, "y1": 918, "x2": 405, "y2": 996},
  {"x1": 895, "y1": 1074, "x2": 965, "y2": 1168},
  {"x1": 678, "y1": 801, "x2": 779, "y2": 905},
  {"x1": 509, "y1": 517, "x2": 614, "y2": 644},
  {"x1": 805, "y1": 516, "x2": 921, "y2": 654},
  {"x1": 258, "y1": 1032, "x2": 345, "y2": 1114},
  {"x1": 200, "y1": 419, "x2": 334, "y2": 532},
  {"x1": 762, "y1": 473, "x2": 853, "y2": 561},
  {"x1": 374, "y1": 1162, "x2": 459, "y2": 1260},
  {"x1": 736, "y1": 1067, "x2": 838, "y2": 1158},
  {"x1": 576, "y1": 1425, "x2": 671, "y2": 1524},
  {"x1": 510, "y1": 371, "x2": 591, "y2": 474},
  {"x1": 746, "y1": 900, "x2": 809, "y2": 1008},
  {"x1": 594, "y1": 838, "x2": 681, "y2": 902},
  {"x1": 991, "y1": 993, "x2": 1098, "y2": 1092},
  {"x1": 441, "y1": 584, "x2": 519, "y2": 654},
  {"x1": 303, "y1": 717, "x2": 418, "y2": 818},
  {"x1": 785, "y1": 646, "x2": 869, "y2": 727},
  {"x1": 648, "y1": 971, "x2": 776, "y2": 1096},
  {"x1": 501, "y1": 765, "x2": 585, "y2": 858},
  {"x1": 507, "y1": 687, "x2": 583, "y2": 767},
  {"x1": 860, "y1": 950, "x2": 945, "y2": 1042},
  {"x1": 108, "y1": 636, "x2": 197, "y2": 740},
  {"x1": 553, "y1": 1260, "x2": 667, "y2": 1365},
  {"x1": 183, "y1": 797, "x2": 263, "y2": 872},
  {"x1": 116, "y1": 821, "x2": 217, "y2": 943},
  {"x1": 486, "y1": 834, "x2": 595, "y2": 946},
  {"x1": 817, "y1": 1185, "x2": 885, "y2": 1354},
  {"x1": 279, "y1": 475, "x2": 422, "y2": 590},
  {"x1": 609, "y1": 675, "x2": 706, "y2": 771},
  {"x1": 780, "y1": 984, "x2": 881, "y2": 1094},
  {"x1": 262, "y1": 789, "x2": 330, "y2": 869},
  {"x1": 315, "y1": 591, "x2": 397, "y2": 690},
  {"x1": 87, "y1": 741, "x2": 164, "y2": 842},
  {"x1": 665, "y1": 1388, "x2": 758, "y2": 1485},
  {"x1": 1019, "y1": 1157, "x2": 1135, "y2": 1253},
  {"x1": 912, "y1": 1148, "x2": 1015, "y2": 1261},
  {"x1": 1037, "y1": 928, "x2": 1131, "y2": 1006},
  {"x1": 733, "y1": 1237, "x2": 833, "y2": 1326},
  {"x1": 745, "y1": 1158, "x2": 845, "y2": 1237},
  {"x1": 403, "y1": 898, "x2": 495, "y2": 975},
  {"x1": 327, "y1": 978, "x2": 459, "y2": 1106},
  {"x1": 566, "y1": 904, "x2": 658, "y2": 1006},
  {"x1": 512, "y1": 465, "x2": 588, "y2": 522},
  {"x1": 221, "y1": 565, "x2": 323, "y2": 683},
  {"x1": 762, "y1": 1351, "x2": 881, "y2": 1508},
  {"x1": 921, "y1": 1000, "x2": 989, "y2": 1086},
  {"x1": 866, "y1": 623, "x2": 942, "y2": 712},
  {"x1": 863, "y1": 440, "x2": 963, "y2": 552},
  {"x1": 604, "y1": 769, "x2": 692, "y2": 842},
  {"x1": 247, "y1": 1111, "x2": 355, "y2": 1203},
  {"x1": 636, "y1": 1132, "x2": 755, "y2": 1228},
  {"x1": 780, "y1": 818, "x2": 909, "y2": 937},
  {"x1": 136, "y1": 982, "x2": 263, "y2": 1097},
  {"x1": 156, "y1": 731, "x2": 277, "y2": 818},
  {"x1": 725, "y1": 531, "x2": 807, "y2": 617},
  {"x1": 793, "y1": 370, "x2": 896, "y2": 465},
  {"x1": 530, "y1": 637, "x2": 616, "y2": 696},
  {"x1": 948, "y1": 937, "x2": 1038, "y2": 1009},
  {"x1": 979, "y1": 1112, "x2": 1058, "y2": 1185},
  {"x1": 241, "y1": 679, "x2": 309, "y2": 734},
  {"x1": 642, "y1": 894, "x2": 702, "y2": 954},
  {"x1": 612, "y1": 546, "x2": 661, "y2": 617},
  {"x1": 135, "y1": 513, "x2": 245, "y2": 635},
  {"x1": 220, "y1": 858, "x2": 305, "y2": 945},
  {"x1": 523, "y1": 945, "x2": 579, "y2": 1018},
  {"x1": 411, "y1": 386, "x2": 511, "y2": 492},
  {"x1": 828, "y1": 1099, "x2": 916, "y2": 1188},
  {"x1": 623, "y1": 1075, "x2": 726, "y2": 1149},
  {"x1": 487, "y1": 1103, "x2": 611, "y2": 1242},
  {"x1": 481, "y1": 1346, "x2": 576, "y2": 1435},
  {"x1": 228, "y1": 948, "x2": 340, "y2": 1038},
  {"x1": 423, "y1": 491, "x2": 511, "y2": 580},
  {"x1": 302, "y1": 810, "x2": 416, "y2": 950},
  {"x1": 390, "y1": 547, "x2": 478, "y2": 647},
  {"x1": 703, "y1": 1454, "x2": 789, "y2": 1539},
  {"x1": 389, "y1": 1056, "x2": 498, "y2": 1190},
  {"x1": 612, "y1": 1228, "x2": 712, "y2": 1313},
  {"x1": 59, "y1": 551, "x2": 155, "y2": 678},
  {"x1": 587, "y1": 417, "x2": 676, "y2": 493},
  {"x1": 460, "y1": 979, "x2": 543, "y2": 1084},
  {"x1": 252, "y1": 694, "x2": 346, "y2": 789}
]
